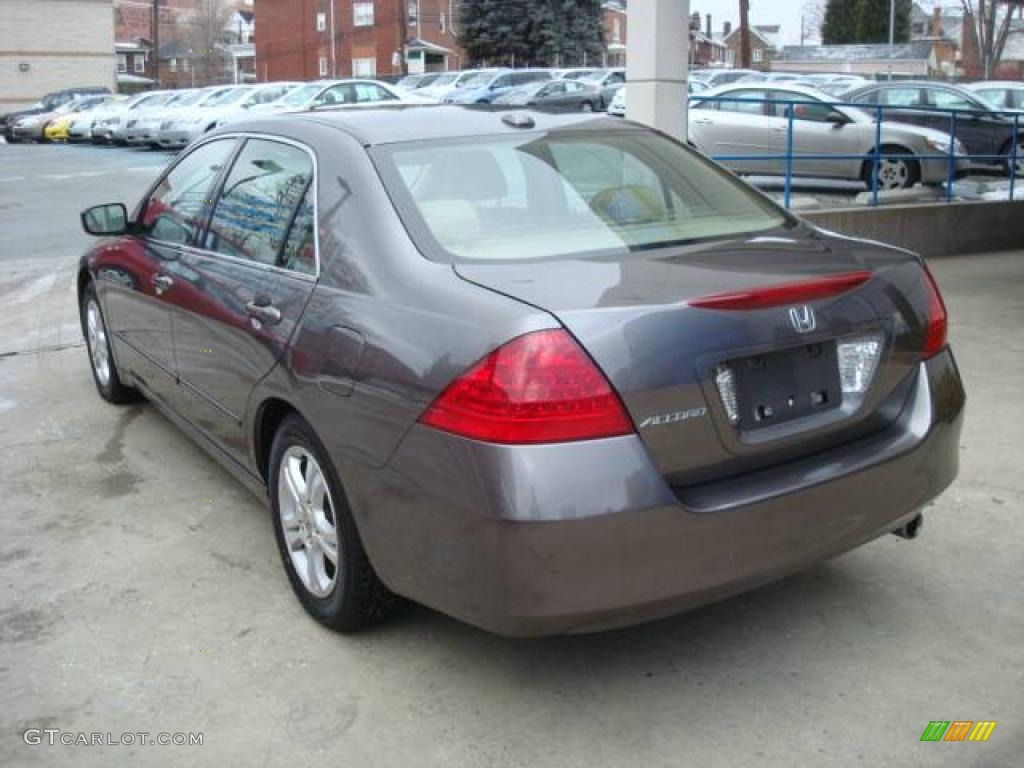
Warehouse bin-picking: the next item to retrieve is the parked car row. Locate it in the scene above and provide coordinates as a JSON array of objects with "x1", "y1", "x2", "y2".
[
  {"x1": 2, "y1": 78, "x2": 427, "y2": 149},
  {"x1": 3, "y1": 67, "x2": 626, "y2": 152},
  {"x1": 397, "y1": 66, "x2": 626, "y2": 109}
]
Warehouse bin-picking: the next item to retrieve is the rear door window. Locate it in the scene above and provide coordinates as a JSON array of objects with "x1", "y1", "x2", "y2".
[
  {"x1": 876, "y1": 87, "x2": 924, "y2": 107},
  {"x1": 927, "y1": 88, "x2": 979, "y2": 111},
  {"x1": 718, "y1": 89, "x2": 769, "y2": 115},
  {"x1": 138, "y1": 139, "x2": 236, "y2": 246},
  {"x1": 203, "y1": 139, "x2": 314, "y2": 267},
  {"x1": 353, "y1": 82, "x2": 398, "y2": 103}
]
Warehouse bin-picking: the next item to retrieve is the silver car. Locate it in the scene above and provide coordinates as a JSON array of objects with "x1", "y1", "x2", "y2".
[{"x1": 690, "y1": 84, "x2": 970, "y2": 190}]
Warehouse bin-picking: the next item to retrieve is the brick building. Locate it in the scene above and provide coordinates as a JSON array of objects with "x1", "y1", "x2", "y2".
[
  {"x1": 255, "y1": 0, "x2": 464, "y2": 81},
  {"x1": 602, "y1": 0, "x2": 626, "y2": 66},
  {"x1": 0, "y1": 0, "x2": 115, "y2": 110}
]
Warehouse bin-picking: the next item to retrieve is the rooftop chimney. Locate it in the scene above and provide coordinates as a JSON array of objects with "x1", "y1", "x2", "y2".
[
  {"x1": 723, "y1": 20, "x2": 732, "y2": 38},
  {"x1": 706, "y1": 14, "x2": 712, "y2": 38}
]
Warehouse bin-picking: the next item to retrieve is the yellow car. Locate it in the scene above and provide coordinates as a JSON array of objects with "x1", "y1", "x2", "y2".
[{"x1": 43, "y1": 113, "x2": 74, "y2": 141}]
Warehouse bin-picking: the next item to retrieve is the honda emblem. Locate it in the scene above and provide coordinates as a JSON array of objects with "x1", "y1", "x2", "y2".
[{"x1": 788, "y1": 305, "x2": 816, "y2": 333}]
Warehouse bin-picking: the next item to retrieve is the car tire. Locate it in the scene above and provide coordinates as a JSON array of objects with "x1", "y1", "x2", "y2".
[
  {"x1": 80, "y1": 281, "x2": 139, "y2": 404},
  {"x1": 863, "y1": 147, "x2": 920, "y2": 191},
  {"x1": 269, "y1": 414, "x2": 395, "y2": 632},
  {"x1": 580, "y1": 101, "x2": 594, "y2": 113},
  {"x1": 1001, "y1": 139, "x2": 1024, "y2": 177}
]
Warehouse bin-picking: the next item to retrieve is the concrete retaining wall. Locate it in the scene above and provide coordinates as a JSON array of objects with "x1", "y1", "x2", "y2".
[{"x1": 803, "y1": 200, "x2": 1024, "y2": 258}]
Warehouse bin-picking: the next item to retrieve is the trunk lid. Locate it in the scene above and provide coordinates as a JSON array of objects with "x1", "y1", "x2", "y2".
[{"x1": 454, "y1": 226, "x2": 932, "y2": 487}]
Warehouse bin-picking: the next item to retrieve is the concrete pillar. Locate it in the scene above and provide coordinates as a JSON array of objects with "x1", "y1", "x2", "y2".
[{"x1": 625, "y1": 0, "x2": 689, "y2": 141}]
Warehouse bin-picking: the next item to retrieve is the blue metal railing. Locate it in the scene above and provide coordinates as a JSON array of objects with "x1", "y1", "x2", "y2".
[{"x1": 690, "y1": 95, "x2": 1022, "y2": 209}]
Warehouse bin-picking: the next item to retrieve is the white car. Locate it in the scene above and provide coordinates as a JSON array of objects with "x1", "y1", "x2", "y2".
[
  {"x1": 221, "y1": 78, "x2": 429, "y2": 125},
  {"x1": 125, "y1": 88, "x2": 217, "y2": 146},
  {"x1": 92, "y1": 91, "x2": 173, "y2": 143},
  {"x1": 201, "y1": 82, "x2": 301, "y2": 129},
  {"x1": 416, "y1": 71, "x2": 487, "y2": 102},
  {"x1": 67, "y1": 95, "x2": 129, "y2": 141},
  {"x1": 156, "y1": 85, "x2": 259, "y2": 149},
  {"x1": 965, "y1": 81, "x2": 1024, "y2": 112},
  {"x1": 608, "y1": 87, "x2": 626, "y2": 117}
]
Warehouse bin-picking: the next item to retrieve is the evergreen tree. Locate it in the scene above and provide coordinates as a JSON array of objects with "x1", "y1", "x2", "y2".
[
  {"x1": 458, "y1": 0, "x2": 605, "y2": 67},
  {"x1": 854, "y1": 0, "x2": 911, "y2": 43},
  {"x1": 822, "y1": 0, "x2": 858, "y2": 44}
]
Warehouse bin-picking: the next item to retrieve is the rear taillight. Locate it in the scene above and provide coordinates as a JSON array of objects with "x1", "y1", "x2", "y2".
[
  {"x1": 418, "y1": 329, "x2": 634, "y2": 444},
  {"x1": 689, "y1": 271, "x2": 872, "y2": 310},
  {"x1": 922, "y1": 264, "x2": 948, "y2": 358}
]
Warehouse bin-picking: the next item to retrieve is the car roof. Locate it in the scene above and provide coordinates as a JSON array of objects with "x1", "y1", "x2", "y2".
[
  {"x1": 261, "y1": 104, "x2": 639, "y2": 146},
  {"x1": 700, "y1": 82, "x2": 831, "y2": 100},
  {"x1": 966, "y1": 80, "x2": 1024, "y2": 89}
]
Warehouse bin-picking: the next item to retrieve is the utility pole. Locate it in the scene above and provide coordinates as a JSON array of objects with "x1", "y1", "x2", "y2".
[
  {"x1": 887, "y1": 0, "x2": 895, "y2": 80},
  {"x1": 151, "y1": 0, "x2": 160, "y2": 87},
  {"x1": 739, "y1": 0, "x2": 752, "y2": 68}
]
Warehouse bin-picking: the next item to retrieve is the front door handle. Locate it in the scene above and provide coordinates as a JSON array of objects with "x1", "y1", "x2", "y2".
[
  {"x1": 246, "y1": 299, "x2": 282, "y2": 325},
  {"x1": 693, "y1": 117, "x2": 714, "y2": 125},
  {"x1": 152, "y1": 274, "x2": 174, "y2": 295}
]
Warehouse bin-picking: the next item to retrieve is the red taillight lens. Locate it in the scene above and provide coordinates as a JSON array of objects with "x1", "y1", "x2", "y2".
[
  {"x1": 689, "y1": 271, "x2": 872, "y2": 310},
  {"x1": 922, "y1": 264, "x2": 948, "y2": 358},
  {"x1": 418, "y1": 329, "x2": 634, "y2": 444}
]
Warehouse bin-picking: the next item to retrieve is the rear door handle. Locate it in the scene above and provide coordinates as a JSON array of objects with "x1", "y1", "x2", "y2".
[
  {"x1": 246, "y1": 299, "x2": 282, "y2": 325},
  {"x1": 152, "y1": 274, "x2": 174, "y2": 295},
  {"x1": 693, "y1": 118, "x2": 713, "y2": 125}
]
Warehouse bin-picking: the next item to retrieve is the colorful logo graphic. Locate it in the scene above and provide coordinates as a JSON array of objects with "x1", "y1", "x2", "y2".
[{"x1": 920, "y1": 721, "x2": 997, "y2": 742}]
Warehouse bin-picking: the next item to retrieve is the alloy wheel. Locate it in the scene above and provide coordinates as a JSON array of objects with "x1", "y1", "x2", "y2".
[
  {"x1": 277, "y1": 446, "x2": 340, "y2": 598},
  {"x1": 876, "y1": 158, "x2": 910, "y2": 190},
  {"x1": 85, "y1": 298, "x2": 111, "y2": 387}
]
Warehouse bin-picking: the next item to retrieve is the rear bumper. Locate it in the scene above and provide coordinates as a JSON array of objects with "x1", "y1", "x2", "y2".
[{"x1": 348, "y1": 350, "x2": 964, "y2": 637}]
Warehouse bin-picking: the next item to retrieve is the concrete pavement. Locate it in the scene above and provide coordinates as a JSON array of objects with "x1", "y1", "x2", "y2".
[{"x1": 0, "y1": 143, "x2": 1020, "y2": 768}]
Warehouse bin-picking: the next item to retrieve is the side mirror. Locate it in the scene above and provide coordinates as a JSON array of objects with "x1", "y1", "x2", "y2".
[
  {"x1": 81, "y1": 203, "x2": 128, "y2": 236},
  {"x1": 825, "y1": 111, "x2": 849, "y2": 125}
]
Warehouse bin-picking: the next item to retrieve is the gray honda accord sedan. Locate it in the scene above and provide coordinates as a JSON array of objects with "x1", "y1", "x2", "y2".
[{"x1": 77, "y1": 106, "x2": 964, "y2": 637}]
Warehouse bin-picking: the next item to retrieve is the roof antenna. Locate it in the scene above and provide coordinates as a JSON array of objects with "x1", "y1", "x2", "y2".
[{"x1": 501, "y1": 112, "x2": 536, "y2": 129}]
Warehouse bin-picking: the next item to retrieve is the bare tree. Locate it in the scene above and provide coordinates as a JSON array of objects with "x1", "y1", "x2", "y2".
[
  {"x1": 183, "y1": 0, "x2": 233, "y2": 86},
  {"x1": 802, "y1": 0, "x2": 826, "y2": 45},
  {"x1": 960, "y1": 0, "x2": 1018, "y2": 79}
]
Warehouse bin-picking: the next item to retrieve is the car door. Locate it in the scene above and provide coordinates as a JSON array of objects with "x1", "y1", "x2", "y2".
[
  {"x1": 925, "y1": 86, "x2": 1006, "y2": 157},
  {"x1": 689, "y1": 89, "x2": 783, "y2": 174},
  {"x1": 166, "y1": 136, "x2": 318, "y2": 461},
  {"x1": 102, "y1": 138, "x2": 237, "y2": 407},
  {"x1": 770, "y1": 89, "x2": 862, "y2": 180},
  {"x1": 537, "y1": 81, "x2": 567, "y2": 106}
]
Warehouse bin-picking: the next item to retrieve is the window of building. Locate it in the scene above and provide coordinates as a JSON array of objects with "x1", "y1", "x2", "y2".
[
  {"x1": 753, "y1": 48, "x2": 763, "y2": 63},
  {"x1": 169, "y1": 58, "x2": 178, "y2": 73},
  {"x1": 316, "y1": 12, "x2": 326, "y2": 32},
  {"x1": 204, "y1": 139, "x2": 314, "y2": 268},
  {"x1": 117, "y1": 54, "x2": 127, "y2": 74},
  {"x1": 352, "y1": 57, "x2": 376, "y2": 77},
  {"x1": 408, "y1": 2, "x2": 417, "y2": 23},
  {"x1": 440, "y1": 11, "x2": 446, "y2": 33},
  {"x1": 319, "y1": 55, "x2": 329, "y2": 77},
  {"x1": 353, "y1": 2, "x2": 374, "y2": 26},
  {"x1": 613, "y1": 19, "x2": 621, "y2": 43},
  {"x1": 134, "y1": 55, "x2": 146, "y2": 74}
]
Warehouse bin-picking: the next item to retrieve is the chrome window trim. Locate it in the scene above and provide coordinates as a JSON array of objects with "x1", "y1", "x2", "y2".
[{"x1": 143, "y1": 131, "x2": 321, "y2": 282}]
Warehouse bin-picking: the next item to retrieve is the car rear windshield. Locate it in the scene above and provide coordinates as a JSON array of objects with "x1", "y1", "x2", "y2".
[{"x1": 373, "y1": 130, "x2": 787, "y2": 262}]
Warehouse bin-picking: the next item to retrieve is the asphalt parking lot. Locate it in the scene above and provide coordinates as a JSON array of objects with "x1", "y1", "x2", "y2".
[{"x1": 0, "y1": 143, "x2": 1021, "y2": 767}]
